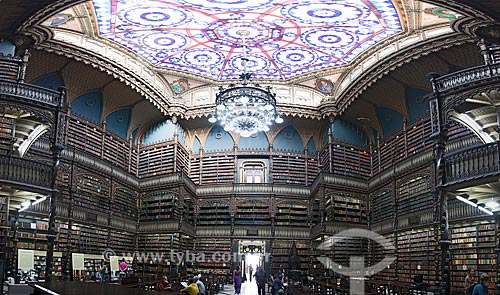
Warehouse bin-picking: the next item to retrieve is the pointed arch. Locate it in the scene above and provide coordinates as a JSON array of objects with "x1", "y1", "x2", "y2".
[
  {"x1": 375, "y1": 107, "x2": 404, "y2": 138},
  {"x1": 273, "y1": 126, "x2": 303, "y2": 153},
  {"x1": 238, "y1": 131, "x2": 269, "y2": 151},
  {"x1": 306, "y1": 137, "x2": 317, "y2": 154},
  {"x1": 204, "y1": 125, "x2": 234, "y2": 152},
  {"x1": 405, "y1": 87, "x2": 430, "y2": 123},
  {"x1": 192, "y1": 136, "x2": 202, "y2": 154},
  {"x1": 141, "y1": 119, "x2": 177, "y2": 145},
  {"x1": 32, "y1": 73, "x2": 64, "y2": 90},
  {"x1": 105, "y1": 108, "x2": 131, "y2": 139},
  {"x1": 70, "y1": 90, "x2": 102, "y2": 124},
  {"x1": 330, "y1": 119, "x2": 367, "y2": 147},
  {"x1": 0, "y1": 40, "x2": 15, "y2": 55}
]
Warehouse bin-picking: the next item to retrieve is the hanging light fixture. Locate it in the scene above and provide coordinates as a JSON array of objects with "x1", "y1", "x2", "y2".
[{"x1": 208, "y1": 42, "x2": 283, "y2": 137}]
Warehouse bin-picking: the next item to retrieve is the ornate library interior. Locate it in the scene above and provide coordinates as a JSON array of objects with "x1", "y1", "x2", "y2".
[{"x1": 1, "y1": 0, "x2": 500, "y2": 294}]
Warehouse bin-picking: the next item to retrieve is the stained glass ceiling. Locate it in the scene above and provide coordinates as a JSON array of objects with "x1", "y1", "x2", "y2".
[{"x1": 92, "y1": 0, "x2": 402, "y2": 81}]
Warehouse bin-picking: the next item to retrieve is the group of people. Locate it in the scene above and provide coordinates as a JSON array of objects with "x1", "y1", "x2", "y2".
[
  {"x1": 96, "y1": 258, "x2": 128, "y2": 283},
  {"x1": 464, "y1": 267, "x2": 491, "y2": 295},
  {"x1": 233, "y1": 266, "x2": 285, "y2": 295}
]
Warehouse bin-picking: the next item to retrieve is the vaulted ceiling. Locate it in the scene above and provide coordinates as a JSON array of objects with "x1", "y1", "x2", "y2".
[{"x1": 0, "y1": 0, "x2": 499, "y2": 142}]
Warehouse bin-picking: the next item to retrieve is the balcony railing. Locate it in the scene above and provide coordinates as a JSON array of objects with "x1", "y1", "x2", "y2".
[
  {"x1": 195, "y1": 182, "x2": 310, "y2": 197},
  {"x1": 431, "y1": 63, "x2": 500, "y2": 93},
  {"x1": 443, "y1": 142, "x2": 500, "y2": 186},
  {"x1": 0, "y1": 79, "x2": 62, "y2": 107},
  {"x1": 0, "y1": 154, "x2": 53, "y2": 191}
]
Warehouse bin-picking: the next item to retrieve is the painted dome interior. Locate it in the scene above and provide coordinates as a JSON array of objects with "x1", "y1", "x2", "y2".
[{"x1": 91, "y1": 0, "x2": 401, "y2": 81}]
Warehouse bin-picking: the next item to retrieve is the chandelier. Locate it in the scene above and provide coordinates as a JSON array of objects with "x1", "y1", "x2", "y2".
[{"x1": 208, "y1": 43, "x2": 283, "y2": 137}]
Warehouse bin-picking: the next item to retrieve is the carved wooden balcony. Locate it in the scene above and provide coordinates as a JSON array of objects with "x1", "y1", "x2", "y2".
[
  {"x1": 443, "y1": 142, "x2": 500, "y2": 186},
  {"x1": 0, "y1": 154, "x2": 53, "y2": 193},
  {"x1": 0, "y1": 52, "x2": 63, "y2": 108}
]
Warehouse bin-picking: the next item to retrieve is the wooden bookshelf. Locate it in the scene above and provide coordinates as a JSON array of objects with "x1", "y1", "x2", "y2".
[
  {"x1": 0, "y1": 195, "x2": 9, "y2": 262},
  {"x1": 271, "y1": 153, "x2": 307, "y2": 185},
  {"x1": 190, "y1": 155, "x2": 201, "y2": 185},
  {"x1": 102, "y1": 132, "x2": 132, "y2": 172},
  {"x1": 140, "y1": 192, "x2": 177, "y2": 222},
  {"x1": 108, "y1": 230, "x2": 135, "y2": 256},
  {"x1": 306, "y1": 156, "x2": 319, "y2": 185},
  {"x1": 397, "y1": 229, "x2": 434, "y2": 285},
  {"x1": 397, "y1": 175, "x2": 432, "y2": 217},
  {"x1": 0, "y1": 115, "x2": 14, "y2": 153},
  {"x1": 324, "y1": 236, "x2": 369, "y2": 274},
  {"x1": 270, "y1": 240, "x2": 290, "y2": 273},
  {"x1": 138, "y1": 142, "x2": 175, "y2": 177},
  {"x1": 200, "y1": 154, "x2": 235, "y2": 184},
  {"x1": 113, "y1": 187, "x2": 137, "y2": 220},
  {"x1": 235, "y1": 200, "x2": 270, "y2": 226},
  {"x1": 372, "y1": 117, "x2": 434, "y2": 175},
  {"x1": 309, "y1": 239, "x2": 322, "y2": 277},
  {"x1": 332, "y1": 142, "x2": 371, "y2": 179},
  {"x1": 136, "y1": 233, "x2": 177, "y2": 277},
  {"x1": 82, "y1": 254, "x2": 104, "y2": 281},
  {"x1": 195, "y1": 238, "x2": 232, "y2": 274},
  {"x1": 75, "y1": 174, "x2": 110, "y2": 214},
  {"x1": 16, "y1": 219, "x2": 52, "y2": 250},
  {"x1": 176, "y1": 144, "x2": 190, "y2": 173},
  {"x1": 197, "y1": 200, "x2": 231, "y2": 226},
  {"x1": 325, "y1": 193, "x2": 367, "y2": 224},
  {"x1": 370, "y1": 190, "x2": 393, "y2": 225},
  {"x1": 66, "y1": 117, "x2": 102, "y2": 158},
  {"x1": 78, "y1": 225, "x2": 108, "y2": 254},
  {"x1": 451, "y1": 223, "x2": 478, "y2": 292},
  {"x1": 319, "y1": 147, "x2": 331, "y2": 173},
  {"x1": 406, "y1": 118, "x2": 433, "y2": 156},
  {"x1": 66, "y1": 116, "x2": 137, "y2": 173},
  {"x1": 447, "y1": 120, "x2": 477, "y2": 142},
  {"x1": 310, "y1": 197, "x2": 321, "y2": 226},
  {"x1": 57, "y1": 223, "x2": 80, "y2": 253},
  {"x1": 476, "y1": 223, "x2": 496, "y2": 278},
  {"x1": 32, "y1": 251, "x2": 63, "y2": 281},
  {"x1": 370, "y1": 233, "x2": 396, "y2": 282},
  {"x1": 450, "y1": 221, "x2": 497, "y2": 293},
  {"x1": 275, "y1": 202, "x2": 308, "y2": 227}
]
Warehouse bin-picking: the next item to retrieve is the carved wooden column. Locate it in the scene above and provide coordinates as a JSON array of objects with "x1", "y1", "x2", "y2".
[
  {"x1": 392, "y1": 179, "x2": 399, "y2": 281},
  {"x1": 173, "y1": 128, "x2": 178, "y2": 171},
  {"x1": 328, "y1": 129, "x2": 333, "y2": 174},
  {"x1": 46, "y1": 87, "x2": 67, "y2": 282},
  {"x1": 10, "y1": 211, "x2": 19, "y2": 277},
  {"x1": 107, "y1": 177, "x2": 114, "y2": 248},
  {"x1": 63, "y1": 149, "x2": 76, "y2": 281},
  {"x1": 494, "y1": 215, "x2": 500, "y2": 294},
  {"x1": 428, "y1": 73, "x2": 451, "y2": 295}
]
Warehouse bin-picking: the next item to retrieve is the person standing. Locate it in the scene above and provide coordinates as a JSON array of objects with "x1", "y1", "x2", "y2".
[
  {"x1": 98, "y1": 261, "x2": 107, "y2": 283},
  {"x1": 119, "y1": 258, "x2": 128, "y2": 280},
  {"x1": 471, "y1": 273, "x2": 489, "y2": 295},
  {"x1": 254, "y1": 266, "x2": 267, "y2": 295},
  {"x1": 233, "y1": 267, "x2": 242, "y2": 295},
  {"x1": 248, "y1": 265, "x2": 253, "y2": 282},
  {"x1": 465, "y1": 267, "x2": 477, "y2": 294}
]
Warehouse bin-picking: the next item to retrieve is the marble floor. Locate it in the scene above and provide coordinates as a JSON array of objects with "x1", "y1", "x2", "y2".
[{"x1": 218, "y1": 278, "x2": 270, "y2": 295}]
